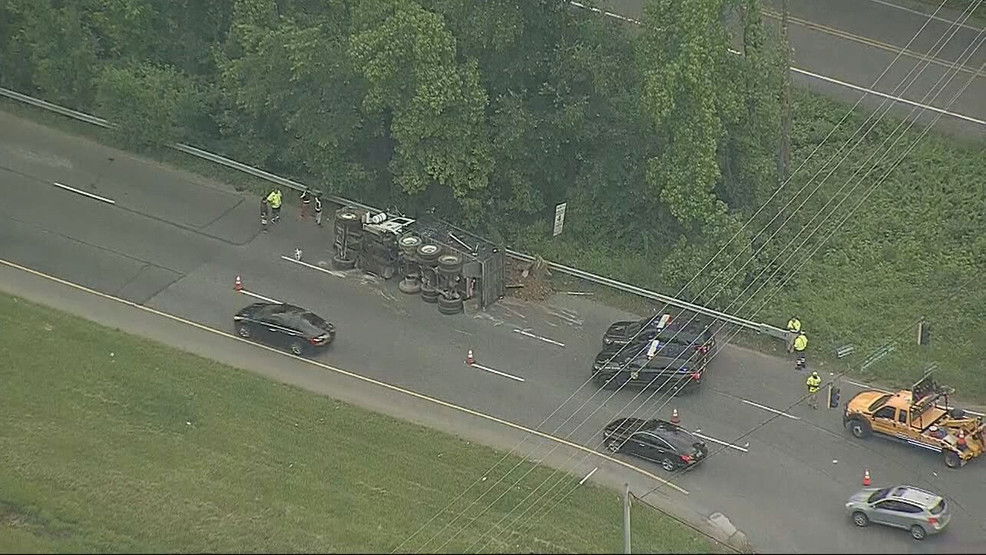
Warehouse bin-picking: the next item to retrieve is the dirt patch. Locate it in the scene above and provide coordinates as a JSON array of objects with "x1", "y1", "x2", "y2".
[{"x1": 505, "y1": 256, "x2": 554, "y2": 302}]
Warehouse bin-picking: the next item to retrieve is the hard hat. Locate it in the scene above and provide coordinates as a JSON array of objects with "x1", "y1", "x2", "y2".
[{"x1": 811, "y1": 371, "x2": 818, "y2": 376}]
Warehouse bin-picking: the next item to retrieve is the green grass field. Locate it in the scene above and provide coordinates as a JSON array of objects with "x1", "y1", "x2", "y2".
[{"x1": 0, "y1": 293, "x2": 716, "y2": 553}]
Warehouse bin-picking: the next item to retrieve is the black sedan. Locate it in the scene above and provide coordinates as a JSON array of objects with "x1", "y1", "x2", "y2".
[
  {"x1": 602, "y1": 313, "x2": 715, "y2": 355},
  {"x1": 602, "y1": 418, "x2": 708, "y2": 472},
  {"x1": 233, "y1": 302, "x2": 335, "y2": 355}
]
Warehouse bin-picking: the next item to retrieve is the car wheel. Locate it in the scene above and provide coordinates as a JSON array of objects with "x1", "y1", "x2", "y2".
[
  {"x1": 237, "y1": 325, "x2": 251, "y2": 338},
  {"x1": 851, "y1": 511, "x2": 869, "y2": 527},
  {"x1": 660, "y1": 457, "x2": 676, "y2": 472},
  {"x1": 289, "y1": 341, "x2": 305, "y2": 356},
  {"x1": 848, "y1": 418, "x2": 871, "y2": 439},
  {"x1": 331, "y1": 254, "x2": 356, "y2": 271},
  {"x1": 606, "y1": 440, "x2": 621, "y2": 453},
  {"x1": 944, "y1": 450, "x2": 962, "y2": 469},
  {"x1": 910, "y1": 525, "x2": 926, "y2": 540}
]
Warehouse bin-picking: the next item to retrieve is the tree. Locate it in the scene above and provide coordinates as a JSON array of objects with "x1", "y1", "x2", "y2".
[
  {"x1": 637, "y1": 0, "x2": 735, "y2": 228},
  {"x1": 350, "y1": 0, "x2": 492, "y2": 220},
  {"x1": 95, "y1": 63, "x2": 201, "y2": 148},
  {"x1": 1, "y1": 1, "x2": 100, "y2": 108},
  {"x1": 719, "y1": 0, "x2": 784, "y2": 211}
]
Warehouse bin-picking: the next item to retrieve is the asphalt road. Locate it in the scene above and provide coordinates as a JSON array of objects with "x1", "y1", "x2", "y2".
[
  {"x1": 2, "y1": 111, "x2": 985, "y2": 552},
  {"x1": 593, "y1": 0, "x2": 986, "y2": 138}
]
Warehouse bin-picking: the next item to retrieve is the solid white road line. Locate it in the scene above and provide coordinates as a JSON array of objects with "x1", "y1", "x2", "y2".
[
  {"x1": 279, "y1": 255, "x2": 347, "y2": 278},
  {"x1": 739, "y1": 398, "x2": 802, "y2": 421},
  {"x1": 512, "y1": 328, "x2": 566, "y2": 348},
  {"x1": 52, "y1": 181, "x2": 116, "y2": 205},
  {"x1": 691, "y1": 431, "x2": 749, "y2": 453},
  {"x1": 239, "y1": 289, "x2": 281, "y2": 304},
  {"x1": 469, "y1": 362, "x2": 526, "y2": 383},
  {"x1": 1, "y1": 257, "x2": 688, "y2": 495},
  {"x1": 789, "y1": 66, "x2": 986, "y2": 127},
  {"x1": 579, "y1": 466, "x2": 599, "y2": 485}
]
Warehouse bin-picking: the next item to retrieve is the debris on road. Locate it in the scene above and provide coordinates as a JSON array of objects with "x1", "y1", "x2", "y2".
[{"x1": 508, "y1": 256, "x2": 553, "y2": 302}]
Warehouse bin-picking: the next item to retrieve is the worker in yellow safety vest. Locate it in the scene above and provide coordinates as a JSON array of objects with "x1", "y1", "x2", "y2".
[
  {"x1": 806, "y1": 371, "x2": 822, "y2": 409},
  {"x1": 786, "y1": 316, "x2": 802, "y2": 352},
  {"x1": 266, "y1": 188, "x2": 283, "y2": 223},
  {"x1": 793, "y1": 331, "x2": 808, "y2": 371}
]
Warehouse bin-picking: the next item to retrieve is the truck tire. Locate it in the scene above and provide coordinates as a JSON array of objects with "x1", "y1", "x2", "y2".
[
  {"x1": 846, "y1": 417, "x2": 871, "y2": 439},
  {"x1": 416, "y1": 243, "x2": 442, "y2": 262},
  {"x1": 421, "y1": 284, "x2": 439, "y2": 303},
  {"x1": 398, "y1": 277, "x2": 421, "y2": 294},
  {"x1": 399, "y1": 234, "x2": 422, "y2": 254},
  {"x1": 331, "y1": 254, "x2": 356, "y2": 271},
  {"x1": 438, "y1": 253, "x2": 462, "y2": 270},
  {"x1": 437, "y1": 293, "x2": 464, "y2": 314}
]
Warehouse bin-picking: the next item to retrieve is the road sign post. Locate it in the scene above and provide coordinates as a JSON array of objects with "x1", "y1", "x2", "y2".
[{"x1": 552, "y1": 202, "x2": 567, "y2": 237}]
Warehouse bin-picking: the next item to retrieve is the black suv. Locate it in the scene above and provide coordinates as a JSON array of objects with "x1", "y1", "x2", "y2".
[
  {"x1": 602, "y1": 313, "x2": 716, "y2": 355},
  {"x1": 603, "y1": 418, "x2": 708, "y2": 472},
  {"x1": 233, "y1": 303, "x2": 335, "y2": 355},
  {"x1": 592, "y1": 340, "x2": 706, "y2": 392}
]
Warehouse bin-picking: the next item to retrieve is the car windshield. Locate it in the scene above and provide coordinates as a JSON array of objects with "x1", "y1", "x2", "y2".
[
  {"x1": 867, "y1": 487, "x2": 892, "y2": 503},
  {"x1": 929, "y1": 499, "x2": 946, "y2": 515},
  {"x1": 867, "y1": 394, "x2": 892, "y2": 412}
]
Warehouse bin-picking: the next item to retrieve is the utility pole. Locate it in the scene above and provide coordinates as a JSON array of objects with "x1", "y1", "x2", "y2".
[
  {"x1": 623, "y1": 484, "x2": 632, "y2": 554},
  {"x1": 780, "y1": 0, "x2": 793, "y2": 181}
]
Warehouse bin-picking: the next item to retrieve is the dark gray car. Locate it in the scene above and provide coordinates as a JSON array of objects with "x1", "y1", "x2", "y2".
[{"x1": 845, "y1": 485, "x2": 951, "y2": 540}]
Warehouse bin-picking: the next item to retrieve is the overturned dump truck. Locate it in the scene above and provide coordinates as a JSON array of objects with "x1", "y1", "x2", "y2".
[{"x1": 331, "y1": 207, "x2": 505, "y2": 313}]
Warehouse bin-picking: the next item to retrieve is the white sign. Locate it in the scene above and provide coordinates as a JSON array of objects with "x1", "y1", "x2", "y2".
[{"x1": 553, "y1": 202, "x2": 567, "y2": 237}]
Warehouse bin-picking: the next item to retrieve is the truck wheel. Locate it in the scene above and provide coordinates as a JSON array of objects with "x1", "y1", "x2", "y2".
[
  {"x1": 416, "y1": 243, "x2": 442, "y2": 262},
  {"x1": 331, "y1": 254, "x2": 356, "y2": 270},
  {"x1": 944, "y1": 450, "x2": 962, "y2": 469},
  {"x1": 847, "y1": 418, "x2": 871, "y2": 439},
  {"x1": 398, "y1": 278, "x2": 420, "y2": 294}
]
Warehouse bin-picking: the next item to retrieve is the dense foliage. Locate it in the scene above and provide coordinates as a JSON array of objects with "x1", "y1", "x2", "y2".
[{"x1": 1, "y1": 0, "x2": 983, "y2": 392}]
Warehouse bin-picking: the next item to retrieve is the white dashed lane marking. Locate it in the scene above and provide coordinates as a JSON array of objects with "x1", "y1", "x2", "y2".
[{"x1": 53, "y1": 181, "x2": 116, "y2": 204}]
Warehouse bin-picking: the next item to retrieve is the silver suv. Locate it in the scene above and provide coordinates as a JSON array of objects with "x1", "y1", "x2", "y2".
[{"x1": 845, "y1": 485, "x2": 950, "y2": 540}]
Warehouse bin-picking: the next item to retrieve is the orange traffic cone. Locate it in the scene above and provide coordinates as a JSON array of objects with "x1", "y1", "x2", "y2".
[
  {"x1": 234, "y1": 275, "x2": 244, "y2": 291},
  {"x1": 862, "y1": 469, "x2": 872, "y2": 486},
  {"x1": 466, "y1": 349, "x2": 476, "y2": 365},
  {"x1": 670, "y1": 408, "x2": 680, "y2": 425}
]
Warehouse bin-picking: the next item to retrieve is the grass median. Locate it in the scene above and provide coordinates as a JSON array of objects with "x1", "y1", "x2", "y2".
[{"x1": 0, "y1": 293, "x2": 717, "y2": 553}]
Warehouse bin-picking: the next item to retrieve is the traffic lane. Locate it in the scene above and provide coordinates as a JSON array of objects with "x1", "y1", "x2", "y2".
[
  {"x1": 0, "y1": 112, "x2": 256, "y2": 242},
  {"x1": 146, "y1": 243, "x2": 587, "y2": 427},
  {"x1": 0, "y1": 213, "x2": 182, "y2": 302},
  {"x1": 769, "y1": 0, "x2": 986, "y2": 68},
  {"x1": 784, "y1": 16, "x2": 986, "y2": 114},
  {"x1": 0, "y1": 168, "x2": 233, "y2": 278}
]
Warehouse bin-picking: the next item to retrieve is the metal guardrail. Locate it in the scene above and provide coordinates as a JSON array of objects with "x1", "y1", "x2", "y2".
[{"x1": 0, "y1": 85, "x2": 789, "y2": 339}]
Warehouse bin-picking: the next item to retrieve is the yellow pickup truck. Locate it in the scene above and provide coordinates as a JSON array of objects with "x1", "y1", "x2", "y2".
[{"x1": 843, "y1": 376, "x2": 985, "y2": 468}]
